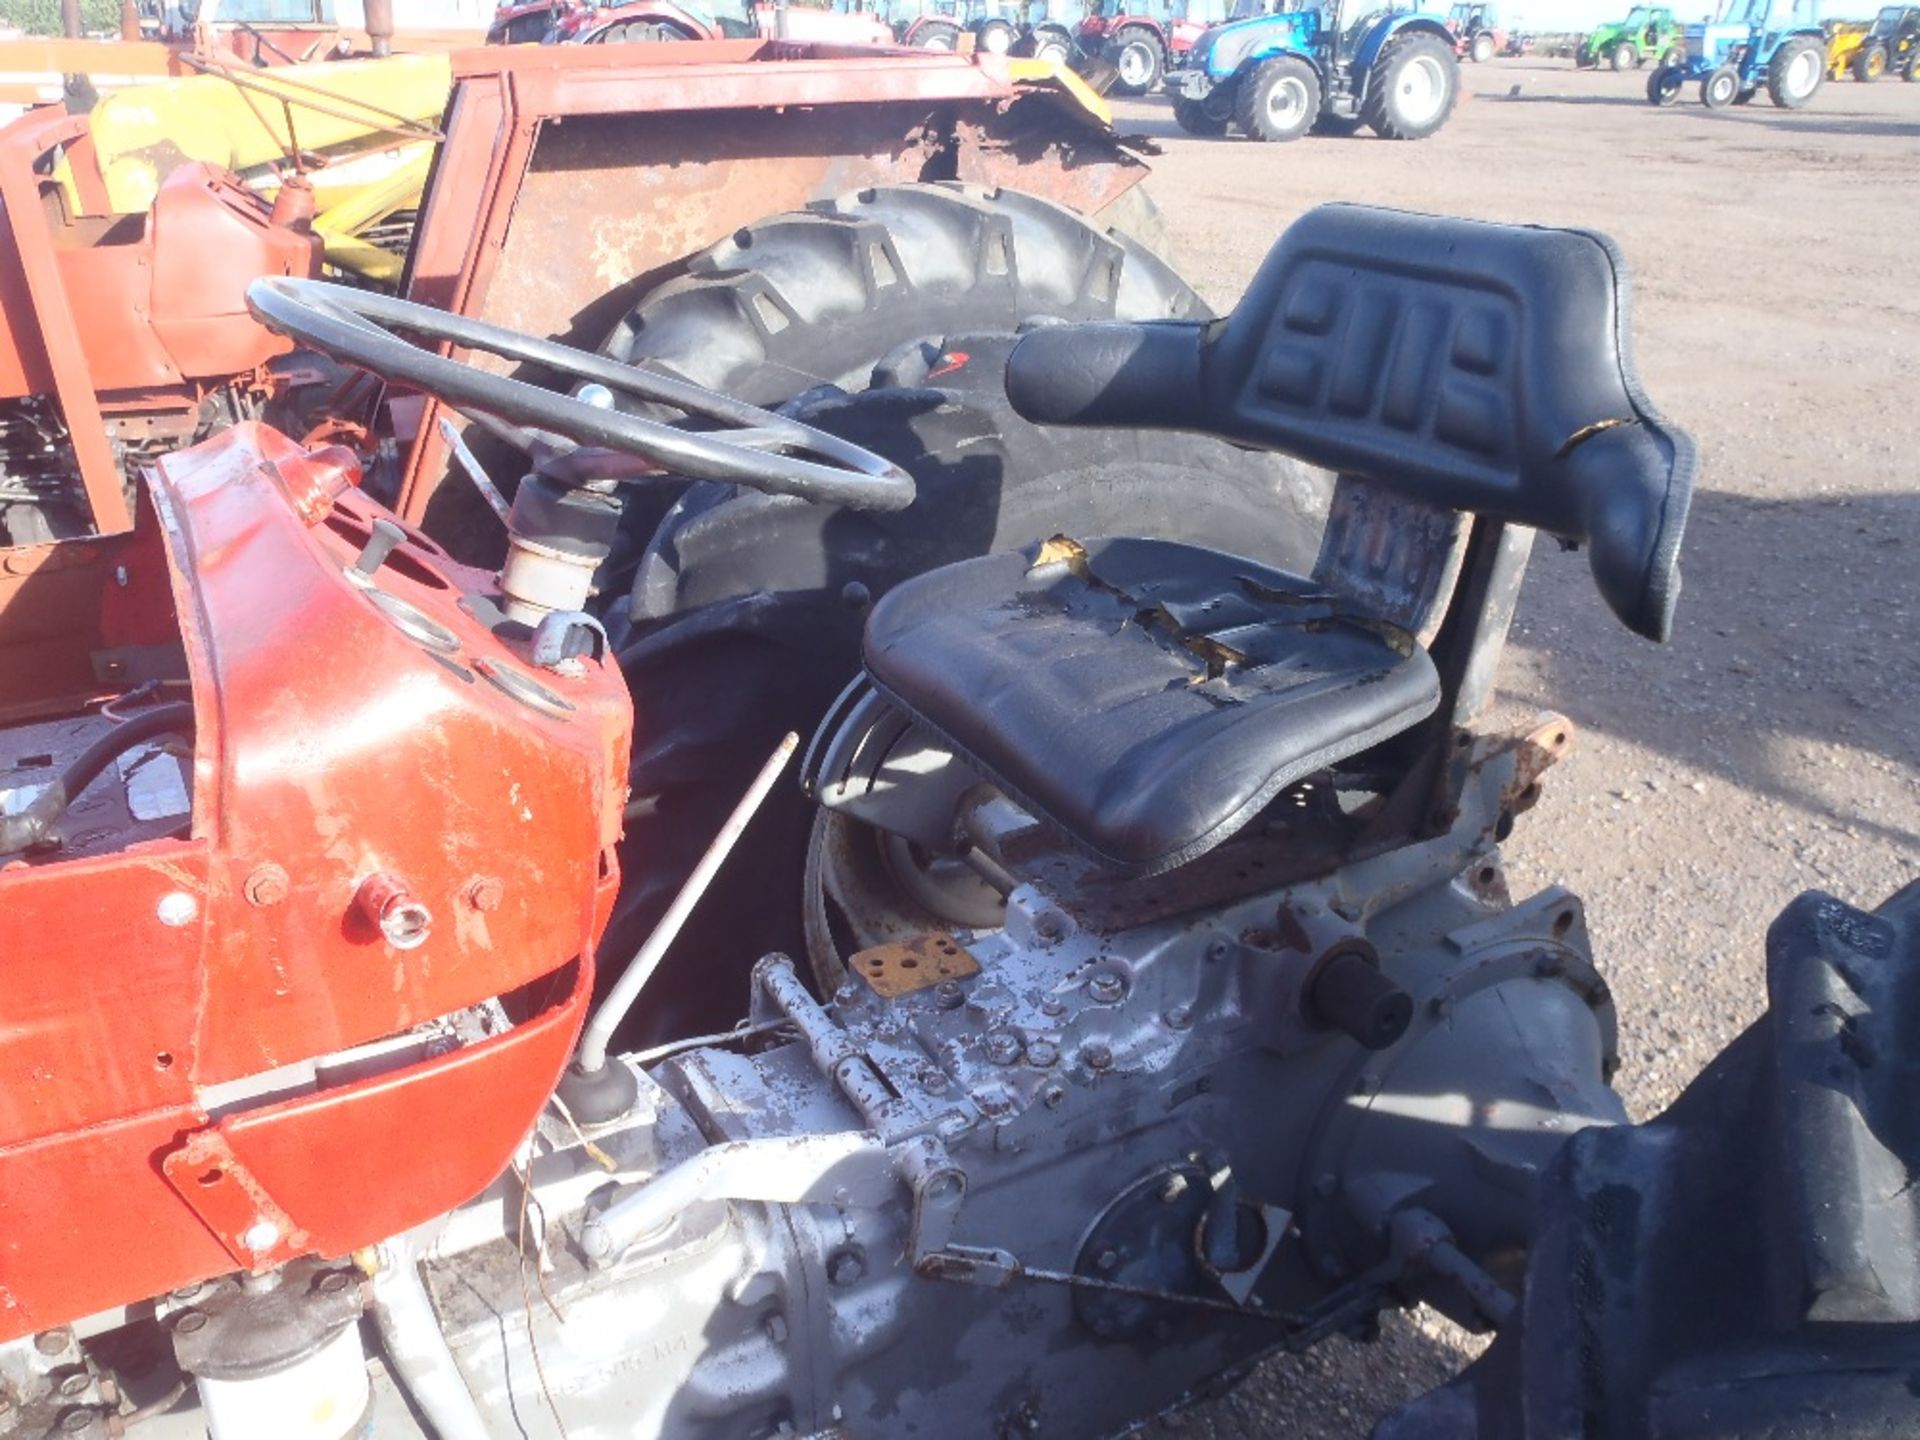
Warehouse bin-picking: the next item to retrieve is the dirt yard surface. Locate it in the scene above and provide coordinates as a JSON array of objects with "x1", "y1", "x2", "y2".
[{"x1": 1116, "y1": 56, "x2": 1920, "y2": 1437}]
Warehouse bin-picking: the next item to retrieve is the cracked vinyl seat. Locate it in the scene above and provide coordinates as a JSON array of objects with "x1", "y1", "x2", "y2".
[
  {"x1": 862, "y1": 535, "x2": 1440, "y2": 877},
  {"x1": 853, "y1": 204, "x2": 1695, "y2": 880}
]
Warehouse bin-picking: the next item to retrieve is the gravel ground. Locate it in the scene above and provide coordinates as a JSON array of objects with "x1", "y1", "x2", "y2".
[{"x1": 1115, "y1": 56, "x2": 1920, "y2": 1437}]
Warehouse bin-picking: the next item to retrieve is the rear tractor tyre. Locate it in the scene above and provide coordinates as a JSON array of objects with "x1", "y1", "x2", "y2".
[
  {"x1": 1235, "y1": 55, "x2": 1321, "y2": 141},
  {"x1": 1767, "y1": 35, "x2": 1823, "y2": 106},
  {"x1": 1109, "y1": 25, "x2": 1166, "y2": 93},
  {"x1": 1611, "y1": 40, "x2": 1639, "y2": 70},
  {"x1": 1904, "y1": 50, "x2": 1918, "y2": 80},
  {"x1": 1362, "y1": 31, "x2": 1460, "y2": 139},
  {"x1": 1471, "y1": 30, "x2": 1494, "y2": 61},
  {"x1": 976, "y1": 17, "x2": 1014, "y2": 53},
  {"x1": 1021, "y1": 25, "x2": 1074, "y2": 64},
  {"x1": 1851, "y1": 40, "x2": 1886, "y2": 81},
  {"x1": 600, "y1": 182, "x2": 1327, "y2": 1040},
  {"x1": 914, "y1": 21, "x2": 959, "y2": 48},
  {"x1": 1647, "y1": 64, "x2": 1685, "y2": 103},
  {"x1": 1701, "y1": 64, "x2": 1739, "y2": 107},
  {"x1": 1174, "y1": 93, "x2": 1232, "y2": 134}
]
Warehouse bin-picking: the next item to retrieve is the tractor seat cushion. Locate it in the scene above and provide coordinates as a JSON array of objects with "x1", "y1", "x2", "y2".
[{"x1": 861, "y1": 535, "x2": 1442, "y2": 878}]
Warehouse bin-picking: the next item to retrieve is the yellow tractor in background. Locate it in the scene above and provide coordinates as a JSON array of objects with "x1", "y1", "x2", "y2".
[{"x1": 1826, "y1": 4, "x2": 1920, "y2": 78}]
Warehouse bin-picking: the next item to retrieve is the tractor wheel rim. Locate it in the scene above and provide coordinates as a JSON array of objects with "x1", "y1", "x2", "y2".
[
  {"x1": 1397, "y1": 54, "x2": 1448, "y2": 122},
  {"x1": 1710, "y1": 73, "x2": 1733, "y2": 101},
  {"x1": 1786, "y1": 48, "x2": 1818, "y2": 92},
  {"x1": 922, "y1": 30, "x2": 953, "y2": 47},
  {"x1": 1268, "y1": 74, "x2": 1310, "y2": 124},
  {"x1": 1120, "y1": 40, "x2": 1153, "y2": 83}
]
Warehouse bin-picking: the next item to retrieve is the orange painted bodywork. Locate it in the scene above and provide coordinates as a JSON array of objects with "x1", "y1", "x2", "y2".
[{"x1": 0, "y1": 424, "x2": 630, "y2": 1338}]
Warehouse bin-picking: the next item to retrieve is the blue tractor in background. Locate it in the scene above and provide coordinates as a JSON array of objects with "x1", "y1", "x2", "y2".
[
  {"x1": 1646, "y1": 0, "x2": 1826, "y2": 108},
  {"x1": 1174, "y1": 0, "x2": 1462, "y2": 141}
]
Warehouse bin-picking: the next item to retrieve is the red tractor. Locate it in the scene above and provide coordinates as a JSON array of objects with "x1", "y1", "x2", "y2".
[
  {"x1": 1079, "y1": 0, "x2": 1219, "y2": 92},
  {"x1": 1446, "y1": 0, "x2": 1504, "y2": 60},
  {"x1": 2, "y1": 30, "x2": 1920, "y2": 1440},
  {"x1": 486, "y1": 0, "x2": 582, "y2": 42},
  {"x1": 554, "y1": 0, "x2": 895, "y2": 43}
]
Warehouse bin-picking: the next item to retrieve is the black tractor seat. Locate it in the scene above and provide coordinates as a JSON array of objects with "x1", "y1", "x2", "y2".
[
  {"x1": 855, "y1": 204, "x2": 1696, "y2": 882},
  {"x1": 864, "y1": 535, "x2": 1439, "y2": 877}
]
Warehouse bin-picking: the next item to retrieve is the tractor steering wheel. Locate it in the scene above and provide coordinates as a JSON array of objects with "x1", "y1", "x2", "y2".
[{"x1": 245, "y1": 278, "x2": 917, "y2": 512}]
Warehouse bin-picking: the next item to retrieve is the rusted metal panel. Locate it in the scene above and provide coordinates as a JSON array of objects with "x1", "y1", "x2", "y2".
[{"x1": 848, "y1": 932, "x2": 980, "y2": 998}]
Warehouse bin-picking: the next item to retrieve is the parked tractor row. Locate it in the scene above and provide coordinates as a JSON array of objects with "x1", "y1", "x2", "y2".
[
  {"x1": 1173, "y1": 0, "x2": 1461, "y2": 140},
  {"x1": 1569, "y1": 0, "x2": 1918, "y2": 102}
]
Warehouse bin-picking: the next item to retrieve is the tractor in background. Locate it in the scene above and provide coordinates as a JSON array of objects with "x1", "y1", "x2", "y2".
[
  {"x1": 1174, "y1": 0, "x2": 1460, "y2": 140},
  {"x1": 1080, "y1": 0, "x2": 1196, "y2": 92},
  {"x1": 1828, "y1": 4, "x2": 1920, "y2": 77},
  {"x1": 1077, "y1": 0, "x2": 1252, "y2": 93},
  {"x1": 557, "y1": 0, "x2": 896, "y2": 43},
  {"x1": 1007, "y1": 0, "x2": 1087, "y2": 64},
  {"x1": 487, "y1": 0, "x2": 582, "y2": 42},
  {"x1": 1445, "y1": 0, "x2": 1503, "y2": 60},
  {"x1": 890, "y1": 0, "x2": 967, "y2": 46},
  {"x1": 1576, "y1": 3, "x2": 1684, "y2": 68},
  {"x1": 1646, "y1": 0, "x2": 1824, "y2": 107}
]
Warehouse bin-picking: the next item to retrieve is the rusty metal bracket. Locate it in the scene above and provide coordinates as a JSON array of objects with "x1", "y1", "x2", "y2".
[
  {"x1": 160, "y1": 1129, "x2": 310, "y2": 1273},
  {"x1": 847, "y1": 932, "x2": 980, "y2": 999}
]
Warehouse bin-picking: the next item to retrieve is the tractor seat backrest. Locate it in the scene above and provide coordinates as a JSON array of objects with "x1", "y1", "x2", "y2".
[{"x1": 1004, "y1": 203, "x2": 1696, "y2": 642}]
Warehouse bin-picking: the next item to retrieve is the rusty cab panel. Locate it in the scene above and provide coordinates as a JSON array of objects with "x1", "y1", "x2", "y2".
[{"x1": 0, "y1": 427, "x2": 628, "y2": 1340}]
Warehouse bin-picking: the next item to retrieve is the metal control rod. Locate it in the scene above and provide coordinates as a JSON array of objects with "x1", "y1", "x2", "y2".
[{"x1": 574, "y1": 731, "x2": 799, "y2": 1074}]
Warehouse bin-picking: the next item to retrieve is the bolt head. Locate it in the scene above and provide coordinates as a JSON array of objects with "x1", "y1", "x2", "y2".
[
  {"x1": 58, "y1": 1373, "x2": 88, "y2": 1398},
  {"x1": 33, "y1": 1328, "x2": 71, "y2": 1356},
  {"x1": 173, "y1": 1311, "x2": 208, "y2": 1335},
  {"x1": 1026, "y1": 1039, "x2": 1058, "y2": 1068},
  {"x1": 1086, "y1": 971, "x2": 1126, "y2": 1003},
  {"x1": 1206, "y1": 939, "x2": 1231, "y2": 962},
  {"x1": 316, "y1": 1271, "x2": 352, "y2": 1295},
  {"x1": 935, "y1": 980, "x2": 966, "y2": 1010},
  {"x1": 242, "y1": 1220, "x2": 281, "y2": 1253},
  {"x1": 59, "y1": 1411, "x2": 92, "y2": 1434},
  {"x1": 155, "y1": 891, "x2": 198, "y2": 928},
  {"x1": 243, "y1": 864, "x2": 289, "y2": 908},
  {"x1": 985, "y1": 1031, "x2": 1024, "y2": 1065},
  {"x1": 466, "y1": 876, "x2": 505, "y2": 913},
  {"x1": 1164, "y1": 1005, "x2": 1192, "y2": 1030},
  {"x1": 1042, "y1": 1084, "x2": 1066, "y2": 1108},
  {"x1": 1081, "y1": 1042, "x2": 1113, "y2": 1072}
]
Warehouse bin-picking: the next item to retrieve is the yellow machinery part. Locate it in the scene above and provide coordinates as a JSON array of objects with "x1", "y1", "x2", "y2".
[
  {"x1": 308, "y1": 143, "x2": 434, "y2": 284},
  {"x1": 1002, "y1": 57, "x2": 1114, "y2": 127},
  {"x1": 84, "y1": 53, "x2": 452, "y2": 215}
]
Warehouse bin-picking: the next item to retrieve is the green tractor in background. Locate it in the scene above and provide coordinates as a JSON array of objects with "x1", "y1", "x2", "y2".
[{"x1": 1577, "y1": 4, "x2": 1686, "y2": 68}]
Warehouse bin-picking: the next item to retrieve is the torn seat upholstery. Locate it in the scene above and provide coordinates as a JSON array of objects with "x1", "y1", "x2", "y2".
[{"x1": 862, "y1": 536, "x2": 1439, "y2": 878}]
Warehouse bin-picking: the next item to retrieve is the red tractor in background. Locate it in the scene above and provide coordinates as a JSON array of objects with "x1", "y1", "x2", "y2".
[
  {"x1": 1079, "y1": 0, "x2": 1214, "y2": 92},
  {"x1": 552, "y1": 0, "x2": 895, "y2": 43},
  {"x1": 1446, "y1": 0, "x2": 1504, "y2": 60},
  {"x1": 487, "y1": 0, "x2": 583, "y2": 42}
]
